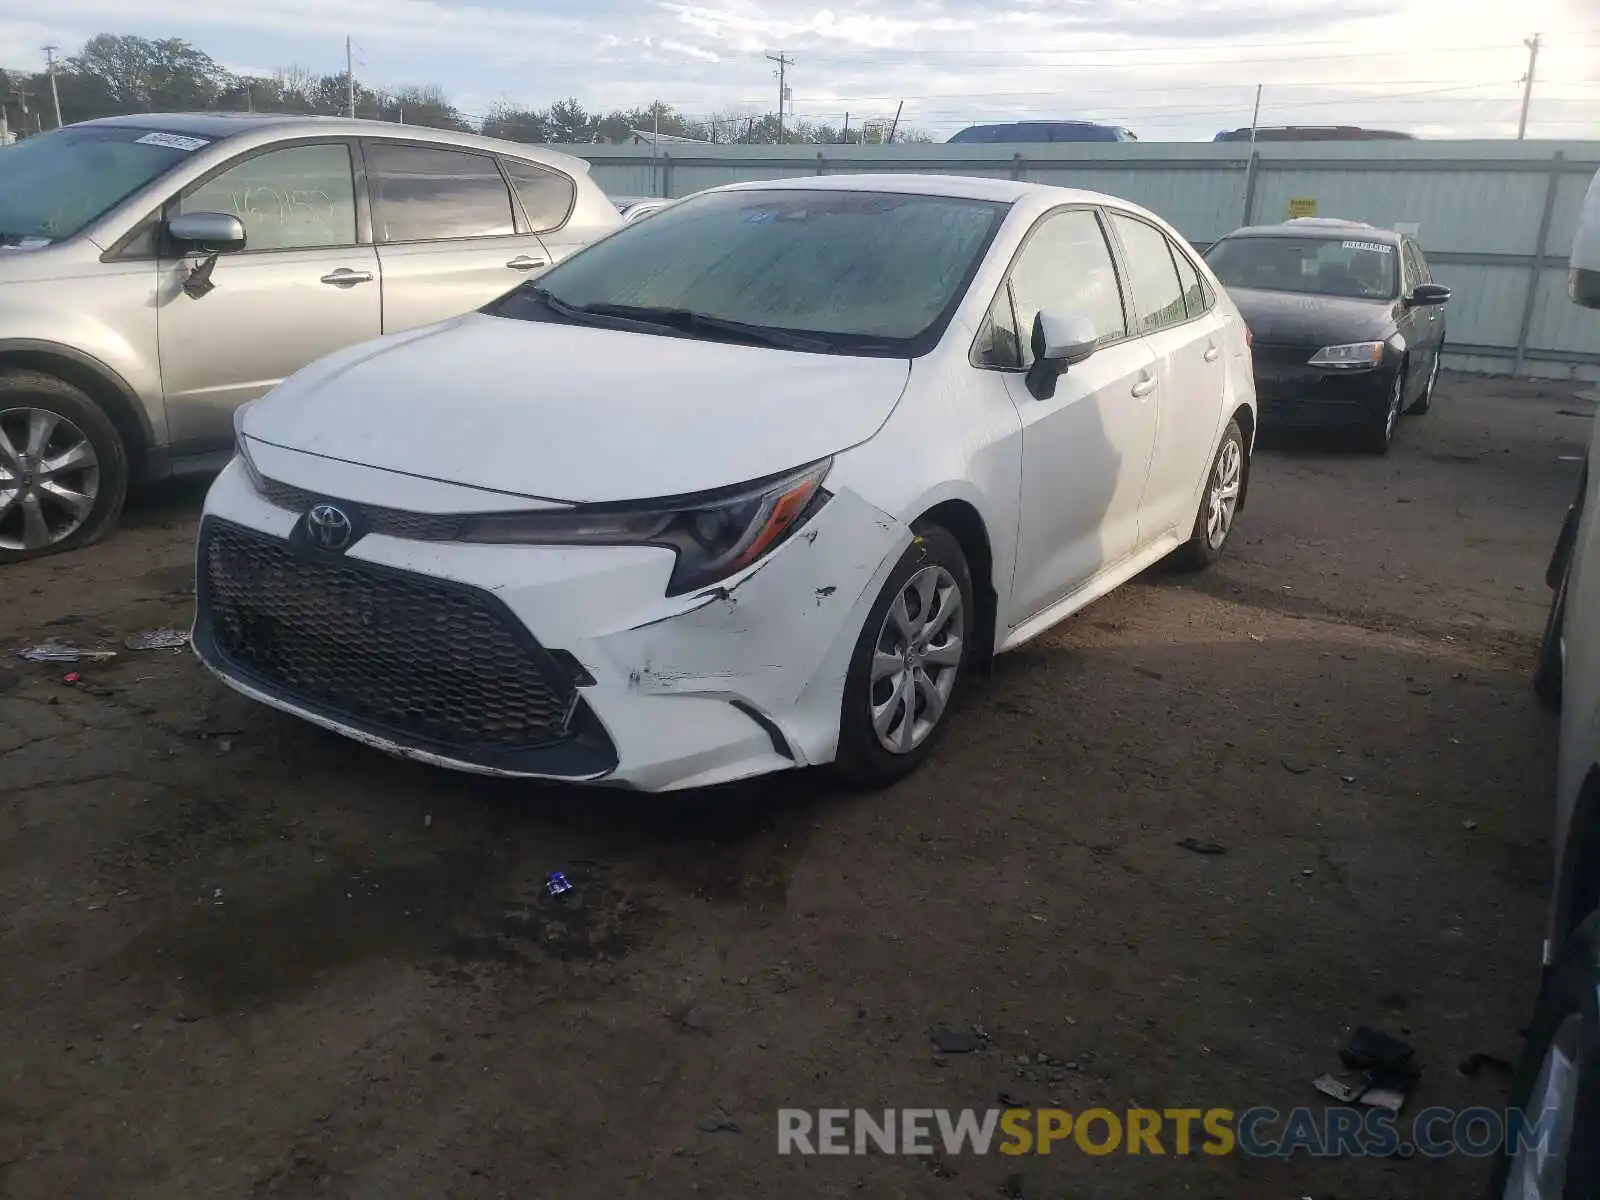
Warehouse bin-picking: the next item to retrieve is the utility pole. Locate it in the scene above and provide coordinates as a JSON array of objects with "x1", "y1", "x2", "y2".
[
  {"x1": 11, "y1": 82, "x2": 31, "y2": 139},
  {"x1": 1517, "y1": 33, "x2": 1541, "y2": 140},
  {"x1": 42, "y1": 45, "x2": 62, "y2": 129},
  {"x1": 1249, "y1": 83, "x2": 1263, "y2": 145},
  {"x1": 345, "y1": 36, "x2": 356, "y2": 118},
  {"x1": 887, "y1": 100, "x2": 903, "y2": 144},
  {"x1": 767, "y1": 51, "x2": 793, "y2": 143},
  {"x1": 843, "y1": 111, "x2": 850, "y2": 143}
]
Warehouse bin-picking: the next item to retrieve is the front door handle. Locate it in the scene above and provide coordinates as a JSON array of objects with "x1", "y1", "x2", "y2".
[
  {"x1": 505, "y1": 255, "x2": 548, "y2": 271},
  {"x1": 1131, "y1": 374, "x2": 1158, "y2": 398},
  {"x1": 1203, "y1": 344, "x2": 1221, "y2": 363},
  {"x1": 320, "y1": 269, "x2": 374, "y2": 287}
]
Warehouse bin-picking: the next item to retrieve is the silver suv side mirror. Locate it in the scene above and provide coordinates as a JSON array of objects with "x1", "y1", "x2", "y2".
[{"x1": 167, "y1": 212, "x2": 247, "y2": 255}]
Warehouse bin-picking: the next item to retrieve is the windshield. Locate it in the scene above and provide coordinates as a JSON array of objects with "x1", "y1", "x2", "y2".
[
  {"x1": 491, "y1": 188, "x2": 1008, "y2": 355},
  {"x1": 1204, "y1": 234, "x2": 1398, "y2": 300},
  {"x1": 0, "y1": 126, "x2": 204, "y2": 244}
]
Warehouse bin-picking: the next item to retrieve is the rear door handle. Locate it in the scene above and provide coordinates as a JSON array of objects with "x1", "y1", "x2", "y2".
[
  {"x1": 505, "y1": 255, "x2": 548, "y2": 271},
  {"x1": 320, "y1": 269, "x2": 374, "y2": 287},
  {"x1": 1131, "y1": 375, "x2": 1158, "y2": 398},
  {"x1": 1203, "y1": 344, "x2": 1221, "y2": 363}
]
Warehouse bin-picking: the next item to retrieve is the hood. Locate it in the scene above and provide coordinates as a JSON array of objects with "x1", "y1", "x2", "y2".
[
  {"x1": 1226, "y1": 287, "x2": 1398, "y2": 347},
  {"x1": 243, "y1": 312, "x2": 912, "y2": 503}
]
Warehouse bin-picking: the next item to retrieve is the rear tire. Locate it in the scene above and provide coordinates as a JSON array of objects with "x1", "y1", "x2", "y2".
[
  {"x1": 1171, "y1": 420, "x2": 1246, "y2": 572},
  {"x1": 834, "y1": 524, "x2": 974, "y2": 789},
  {"x1": 1536, "y1": 559, "x2": 1569, "y2": 712},
  {"x1": 1485, "y1": 912, "x2": 1600, "y2": 1199},
  {"x1": 0, "y1": 371, "x2": 129, "y2": 565}
]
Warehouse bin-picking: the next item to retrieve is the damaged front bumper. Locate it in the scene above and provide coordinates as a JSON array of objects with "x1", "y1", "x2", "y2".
[{"x1": 192, "y1": 458, "x2": 910, "y2": 791}]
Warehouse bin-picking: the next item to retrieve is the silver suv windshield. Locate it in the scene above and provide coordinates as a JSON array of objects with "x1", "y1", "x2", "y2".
[{"x1": 0, "y1": 125, "x2": 203, "y2": 244}]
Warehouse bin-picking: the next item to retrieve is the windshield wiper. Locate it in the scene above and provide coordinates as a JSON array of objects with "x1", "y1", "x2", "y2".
[{"x1": 573, "y1": 301, "x2": 830, "y2": 353}]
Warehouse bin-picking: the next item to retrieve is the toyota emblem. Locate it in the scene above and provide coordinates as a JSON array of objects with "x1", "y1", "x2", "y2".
[{"x1": 306, "y1": 503, "x2": 354, "y2": 552}]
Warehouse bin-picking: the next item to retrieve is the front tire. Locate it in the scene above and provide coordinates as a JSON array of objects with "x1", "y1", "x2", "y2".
[
  {"x1": 0, "y1": 371, "x2": 128, "y2": 564},
  {"x1": 1171, "y1": 419, "x2": 1246, "y2": 572},
  {"x1": 834, "y1": 524, "x2": 974, "y2": 789},
  {"x1": 1365, "y1": 367, "x2": 1406, "y2": 455},
  {"x1": 1485, "y1": 912, "x2": 1600, "y2": 1199},
  {"x1": 1409, "y1": 349, "x2": 1441, "y2": 415}
]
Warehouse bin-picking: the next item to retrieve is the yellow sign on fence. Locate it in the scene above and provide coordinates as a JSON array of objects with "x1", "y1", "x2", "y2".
[{"x1": 1287, "y1": 197, "x2": 1318, "y2": 219}]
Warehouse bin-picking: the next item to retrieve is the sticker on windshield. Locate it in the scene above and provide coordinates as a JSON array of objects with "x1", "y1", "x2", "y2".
[
  {"x1": 741, "y1": 209, "x2": 777, "y2": 223},
  {"x1": 135, "y1": 132, "x2": 210, "y2": 152},
  {"x1": 1342, "y1": 240, "x2": 1392, "y2": 254}
]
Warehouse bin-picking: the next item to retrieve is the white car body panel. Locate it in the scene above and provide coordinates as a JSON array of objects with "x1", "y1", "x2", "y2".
[
  {"x1": 197, "y1": 173, "x2": 1256, "y2": 790},
  {"x1": 244, "y1": 313, "x2": 913, "y2": 503}
]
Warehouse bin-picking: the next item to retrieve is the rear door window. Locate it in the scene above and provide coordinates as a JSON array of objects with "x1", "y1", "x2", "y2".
[
  {"x1": 366, "y1": 143, "x2": 515, "y2": 243},
  {"x1": 1109, "y1": 214, "x2": 1187, "y2": 333}
]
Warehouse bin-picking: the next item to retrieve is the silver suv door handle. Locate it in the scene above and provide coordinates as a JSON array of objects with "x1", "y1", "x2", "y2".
[
  {"x1": 1131, "y1": 374, "x2": 1158, "y2": 398},
  {"x1": 505, "y1": 255, "x2": 548, "y2": 271},
  {"x1": 1203, "y1": 344, "x2": 1221, "y2": 363},
  {"x1": 320, "y1": 269, "x2": 374, "y2": 287}
]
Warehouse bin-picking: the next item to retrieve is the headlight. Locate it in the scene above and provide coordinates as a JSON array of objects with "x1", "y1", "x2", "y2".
[
  {"x1": 232, "y1": 403, "x2": 265, "y2": 493},
  {"x1": 456, "y1": 459, "x2": 832, "y2": 596},
  {"x1": 1307, "y1": 341, "x2": 1385, "y2": 369}
]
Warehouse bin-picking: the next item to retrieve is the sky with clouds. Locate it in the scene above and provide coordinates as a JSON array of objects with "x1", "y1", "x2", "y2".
[{"x1": 2, "y1": 0, "x2": 1597, "y2": 140}]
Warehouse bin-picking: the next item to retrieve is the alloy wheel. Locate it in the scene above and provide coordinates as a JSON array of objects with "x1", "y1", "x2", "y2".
[
  {"x1": 869, "y1": 564, "x2": 963, "y2": 754},
  {"x1": 1502, "y1": 1012, "x2": 1582, "y2": 1199},
  {"x1": 1384, "y1": 373, "x2": 1404, "y2": 439},
  {"x1": 1206, "y1": 437, "x2": 1242, "y2": 550},
  {"x1": 0, "y1": 407, "x2": 101, "y2": 553}
]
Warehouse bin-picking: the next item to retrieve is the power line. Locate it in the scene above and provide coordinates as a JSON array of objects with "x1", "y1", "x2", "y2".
[{"x1": 767, "y1": 51, "x2": 793, "y2": 143}]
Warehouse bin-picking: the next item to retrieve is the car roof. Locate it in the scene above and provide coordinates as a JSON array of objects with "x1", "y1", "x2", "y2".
[
  {"x1": 713, "y1": 172, "x2": 1125, "y2": 208},
  {"x1": 75, "y1": 112, "x2": 592, "y2": 173},
  {"x1": 1221, "y1": 219, "x2": 1402, "y2": 244}
]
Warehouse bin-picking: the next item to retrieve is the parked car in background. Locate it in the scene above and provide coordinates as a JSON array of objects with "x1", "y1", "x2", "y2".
[
  {"x1": 1203, "y1": 218, "x2": 1450, "y2": 453},
  {"x1": 0, "y1": 113, "x2": 621, "y2": 562},
  {"x1": 1213, "y1": 126, "x2": 1414, "y2": 142},
  {"x1": 1499, "y1": 165, "x2": 1600, "y2": 1200},
  {"x1": 948, "y1": 121, "x2": 1138, "y2": 144},
  {"x1": 612, "y1": 196, "x2": 677, "y2": 223},
  {"x1": 195, "y1": 174, "x2": 1255, "y2": 792}
]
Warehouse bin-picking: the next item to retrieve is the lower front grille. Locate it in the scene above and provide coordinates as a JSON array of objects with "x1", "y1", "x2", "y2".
[{"x1": 198, "y1": 519, "x2": 578, "y2": 752}]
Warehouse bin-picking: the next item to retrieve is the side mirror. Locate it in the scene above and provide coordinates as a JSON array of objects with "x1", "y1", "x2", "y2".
[
  {"x1": 1025, "y1": 312, "x2": 1099, "y2": 400},
  {"x1": 1407, "y1": 283, "x2": 1452, "y2": 307},
  {"x1": 167, "y1": 212, "x2": 247, "y2": 255}
]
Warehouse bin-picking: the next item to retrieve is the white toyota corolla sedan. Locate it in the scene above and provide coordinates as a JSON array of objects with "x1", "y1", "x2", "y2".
[{"x1": 194, "y1": 174, "x2": 1257, "y2": 792}]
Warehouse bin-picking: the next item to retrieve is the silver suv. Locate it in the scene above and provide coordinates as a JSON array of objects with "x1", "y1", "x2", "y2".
[{"x1": 0, "y1": 113, "x2": 622, "y2": 562}]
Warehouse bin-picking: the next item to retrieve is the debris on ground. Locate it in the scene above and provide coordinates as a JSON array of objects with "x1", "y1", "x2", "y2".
[
  {"x1": 1312, "y1": 1026, "x2": 1421, "y2": 1113},
  {"x1": 1458, "y1": 1051, "x2": 1514, "y2": 1077},
  {"x1": 1176, "y1": 837, "x2": 1227, "y2": 856},
  {"x1": 62, "y1": 672, "x2": 81, "y2": 685},
  {"x1": 930, "y1": 1026, "x2": 981, "y2": 1054},
  {"x1": 125, "y1": 628, "x2": 189, "y2": 651},
  {"x1": 545, "y1": 871, "x2": 573, "y2": 898},
  {"x1": 18, "y1": 643, "x2": 117, "y2": 663},
  {"x1": 1463, "y1": 819, "x2": 1479, "y2": 831},
  {"x1": 1281, "y1": 758, "x2": 1313, "y2": 775},
  {"x1": 695, "y1": 1116, "x2": 741, "y2": 1134}
]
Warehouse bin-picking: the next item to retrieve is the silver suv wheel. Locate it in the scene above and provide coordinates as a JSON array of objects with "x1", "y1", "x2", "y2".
[{"x1": 0, "y1": 407, "x2": 103, "y2": 553}]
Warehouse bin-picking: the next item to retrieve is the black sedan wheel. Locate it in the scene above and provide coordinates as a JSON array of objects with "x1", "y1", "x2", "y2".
[{"x1": 1365, "y1": 368, "x2": 1406, "y2": 455}]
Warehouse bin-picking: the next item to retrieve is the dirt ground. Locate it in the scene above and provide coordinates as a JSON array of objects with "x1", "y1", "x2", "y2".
[{"x1": 0, "y1": 374, "x2": 1592, "y2": 1199}]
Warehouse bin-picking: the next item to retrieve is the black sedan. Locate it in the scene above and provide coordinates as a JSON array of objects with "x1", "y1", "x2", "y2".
[{"x1": 1203, "y1": 219, "x2": 1451, "y2": 453}]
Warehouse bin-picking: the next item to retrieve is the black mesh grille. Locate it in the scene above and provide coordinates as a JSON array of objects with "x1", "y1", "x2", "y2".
[
  {"x1": 260, "y1": 477, "x2": 465, "y2": 542},
  {"x1": 199, "y1": 520, "x2": 577, "y2": 751}
]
